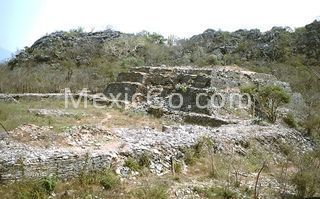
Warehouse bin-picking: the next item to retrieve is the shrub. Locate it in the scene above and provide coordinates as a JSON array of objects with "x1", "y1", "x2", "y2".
[
  {"x1": 99, "y1": 170, "x2": 120, "y2": 190},
  {"x1": 304, "y1": 114, "x2": 320, "y2": 138},
  {"x1": 147, "y1": 107, "x2": 164, "y2": 118},
  {"x1": 132, "y1": 183, "x2": 168, "y2": 199},
  {"x1": 194, "y1": 136, "x2": 214, "y2": 158},
  {"x1": 40, "y1": 174, "x2": 57, "y2": 193},
  {"x1": 182, "y1": 137, "x2": 215, "y2": 166},
  {"x1": 194, "y1": 186, "x2": 237, "y2": 199},
  {"x1": 283, "y1": 113, "x2": 297, "y2": 128},
  {"x1": 291, "y1": 150, "x2": 320, "y2": 198},
  {"x1": 173, "y1": 161, "x2": 183, "y2": 174},
  {"x1": 4, "y1": 177, "x2": 56, "y2": 198},
  {"x1": 183, "y1": 148, "x2": 197, "y2": 166},
  {"x1": 259, "y1": 85, "x2": 290, "y2": 122},
  {"x1": 124, "y1": 157, "x2": 141, "y2": 171},
  {"x1": 241, "y1": 85, "x2": 290, "y2": 123},
  {"x1": 124, "y1": 152, "x2": 151, "y2": 172},
  {"x1": 138, "y1": 152, "x2": 151, "y2": 168}
]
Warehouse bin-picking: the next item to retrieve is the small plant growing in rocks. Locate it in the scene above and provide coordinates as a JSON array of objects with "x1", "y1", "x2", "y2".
[
  {"x1": 182, "y1": 148, "x2": 197, "y2": 166},
  {"x1": 124, "y1": 152, "x2": 151, "y2": 172},
  {"x1": 138, "y1": 152, "x2": 151, "y2": 168},
  {"x1": 283, "y1": 113, "x2": 297, "y2": 128},
  {"x1": 99, "y1": 169, "x2": 120, "y2": 190},
  {"x1": 181, "y1": 136, "x2": 216, "y2": 166},
  {"x1": 124, "y1": 157, "x2": 141, "y2": 171},
  {"x1": 41, "y1": 174, "x2": 57, "y2": 193},
  {"x1": 172, "y1": 161, "x2": 183, "y2": 174},
  {"x1": 207, "y1": 86, "x2": 217, "y2": 93},
  {"x1": 132, "y1": 183, "x2": 169, "y2": 199},
  {"x1": 194, "y1": 186, "x2": 237, "y2": 199},
  {"x1": 175, "y1": 83, "x2": 188, "y2": 93}
]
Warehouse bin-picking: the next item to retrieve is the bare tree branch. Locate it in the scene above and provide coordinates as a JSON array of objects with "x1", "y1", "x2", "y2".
[
  {"x1": 0, "y1": 122, "x2": 9, "y2": 135},
  {"x1": 253, "y1": 160, "x2": 267, "y2": 199}
]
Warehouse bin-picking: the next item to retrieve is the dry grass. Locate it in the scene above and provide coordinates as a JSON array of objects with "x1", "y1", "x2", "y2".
[
  {"x1": 0, "y1": 169, "x2": 172, "y2": 199},
  {"x1": 0, "y1": 99, "x2": 171, "y2": 132},
  {"x1": 0, "y1": 62, "x2": 128, "y2": 93}
]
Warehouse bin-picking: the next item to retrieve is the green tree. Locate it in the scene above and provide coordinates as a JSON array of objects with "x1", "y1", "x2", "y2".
[{"x1": 241, "y1": 85, "x2": 290, "y2": 123}]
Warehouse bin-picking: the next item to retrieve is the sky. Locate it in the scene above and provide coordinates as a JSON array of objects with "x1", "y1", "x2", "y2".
[{"x1": 0, "y1": 0, "x2": 319, "y2": 54}]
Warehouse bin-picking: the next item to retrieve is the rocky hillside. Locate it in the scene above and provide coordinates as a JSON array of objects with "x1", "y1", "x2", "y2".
[
  {"x1": 8, "y1": 29, "x2": 122, "y2": 69},
  {"x1": 1, "y1": 21, "x2": 319, "y2": 108},
  {"x1": 7, "y1": 20, "x2": 320, "y2": 69}
]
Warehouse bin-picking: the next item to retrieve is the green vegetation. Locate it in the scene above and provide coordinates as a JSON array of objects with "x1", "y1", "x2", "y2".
[
  {"x1": 283, "y1": 112, "x2": 297, "y2": 128},
  {"x1": 0, "y1": 20, "x2": 319, "y2": 199},
  {"x1": 124, "y1": 157, "x2": 141, "y2": 171},
  {"x1": 41, "y1": 174, "x2": 57, "y2": 193},
  {"x1": 181, "y1": 136, "x2": 214, "y2": 166},
  {"x1": 194, "y1": 186, "x2": 237, "y2": 199},
  {"x1": 241, "y1": 85, "x2": 290, "y2": 123},
  {"x1": 175, "y1": 83, "x2": 188, "y2": 93},
  {"x1": 290, "y1": 149, "x2": 320, "y2": 198},
  {"x1": 0, "y1": 99, "x2": 78, "y2": 131},
  {"x1": 132, "y1": 183, "x2": 169, "y2": 199},
  {"x1": 0, "y1": 169, "x2": 122, "y2": 199},
  {"x1": 172, "y1": 161, "x2": 183, "y2": 174},
  {"x1": 138, "y1": 152, "x2": 152, "y2": 168},
  {"x1": 124, "y1": 152, "x2": 152, "y2": 172},
  {"x1": 99, "y1": 170, "x2": 120, "y2": 190},
  {"x1": 0, "y1": 98, "x2": 171, "y2": 133},
  {"x1": 1, "y1": 21, "x2": 318, "y2": 139},
  {"x1": 0, "y1": 21, "x2": 319, "y2": 140},
  {"x1": 304, "y1": 113, "x2": 320, "y2": 138}
]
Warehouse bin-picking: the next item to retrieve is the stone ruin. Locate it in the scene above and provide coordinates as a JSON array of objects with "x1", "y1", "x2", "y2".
[
  {"x1": 103, "y1": 65, "x2": 293, "y2": 126},
  {"x1": 0, "y1": 65, "x2": 309, "y2": 182}
]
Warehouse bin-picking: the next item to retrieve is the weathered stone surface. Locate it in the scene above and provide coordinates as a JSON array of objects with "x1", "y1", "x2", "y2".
[
  {"x1": 0, "y1": 117, "x2": 314, "y2": 182},
  {"x1": 167, "y1": 87, "x2": 212, "y2": 115},
  {"x1": 130, "y1": 66, "x2": 150, "y2": 73},
  {"x1": 174, "y1": 73, "x2": 196, "y2": 85},
  {"x1": 9, "y1": 29, "x2": 122, "y2": 68},
  {"x1": 192, "y1": 75, "x2": 211, "y2": 88},
  {"x1": 183, "y1": 113, "x2": 231, "y2": 127},
  {"x1": 103, "y1": 82, "x2": 146, "y2": 101},
  {"x1": 0, "y1": 93, "x2": 67, "y2": 101},
  {"x1": 28, "y1": 109, "x2": 79, "y2": 117},
  {"x1": 103, "y1": 65, "x2": 304, "y2": 127},
  {"x1": 0, "y1": 124, "x2": 117, "y2": 181},
  {"x1": 117, "y1": 72, "x2": 146, "y2": 83},
  {"x1": 145, "y1": 74, "x2": 173, "y2": 86}
]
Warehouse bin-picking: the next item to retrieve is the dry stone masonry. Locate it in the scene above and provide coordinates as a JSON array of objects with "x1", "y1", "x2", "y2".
[
  {"x1": 103, "y1": 66, "x2": 301, "y2": 126},
  {"x1": 0, "y1": 66, "x2": 310, "y2": 182}
]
